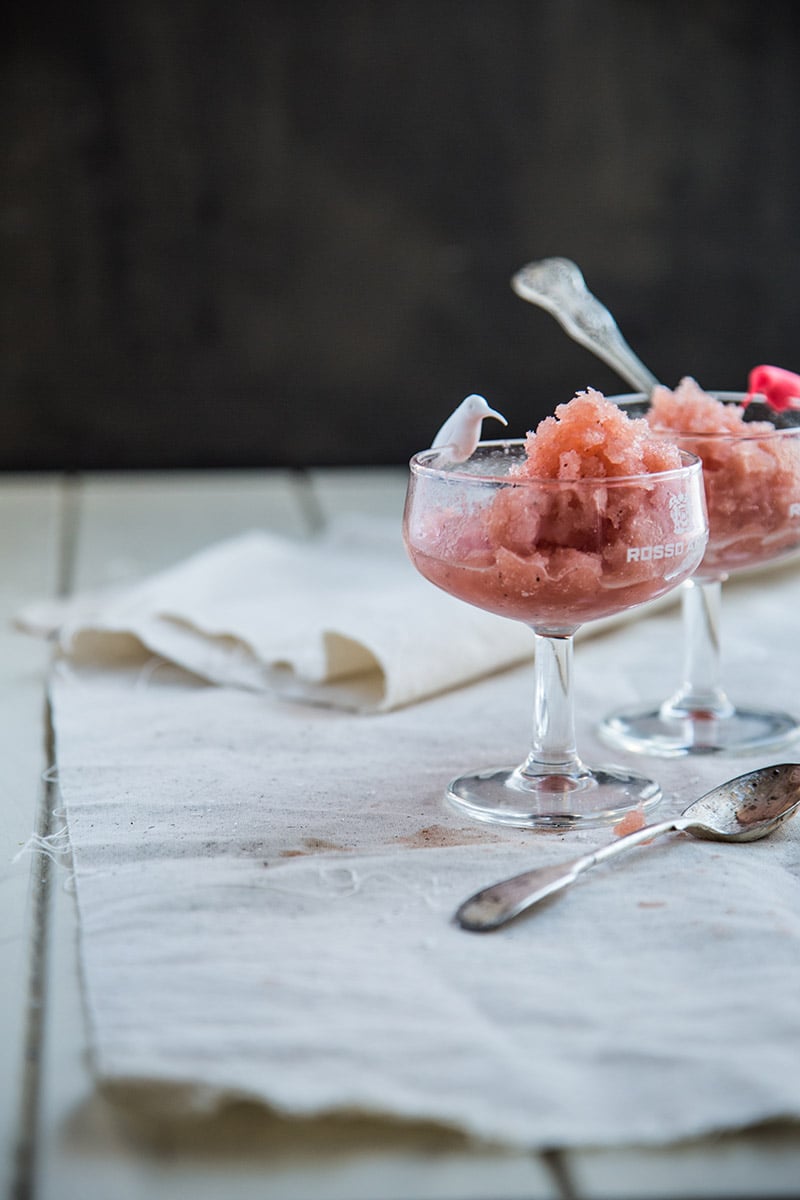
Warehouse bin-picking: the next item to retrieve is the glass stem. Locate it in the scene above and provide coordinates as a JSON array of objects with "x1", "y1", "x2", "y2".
[
  {"x1": 521, "y1": 630, "x2": 585, "y2": 778},
  {"x1": 663, "y1": 578, "x2": 734, "y2": 719}
]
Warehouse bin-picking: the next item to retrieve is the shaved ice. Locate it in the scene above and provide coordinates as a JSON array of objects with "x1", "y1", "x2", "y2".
[
  {"x1": 518, "y1": 388, "x2": 682, "y2": 479},
  {"x1": 647, "y1": 378, "x2": 800, "y2": 577},
  {"x1": 406, "y1": 390, "x2": 706, "y2": 628}
]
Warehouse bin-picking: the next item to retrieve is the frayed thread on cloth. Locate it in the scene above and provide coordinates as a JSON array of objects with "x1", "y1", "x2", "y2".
[{"x1": 12, "y1": 822, "x2": 73, "y2": 875}]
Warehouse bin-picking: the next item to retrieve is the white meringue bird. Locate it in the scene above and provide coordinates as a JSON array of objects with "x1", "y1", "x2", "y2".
[{"x1": 431, "y1": 394, "x2": 508, "y2": 463}]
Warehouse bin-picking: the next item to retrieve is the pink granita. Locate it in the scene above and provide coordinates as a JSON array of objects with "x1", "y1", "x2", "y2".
[
  {"x1": 406, "y1": 390, "x2": 706, "y2": 627},
  {"x1": 646, "y1": 378, "x2": 800, "y2": 577},
  {"x1": 613, "y1": 807, "x2": 647, "y2": 837},
  {"x1": 518, "y1": 388, "x2": 682, "y2": 479},
  {"x1": 649, "y1": 377, "x2": 773, "y2": 436}
]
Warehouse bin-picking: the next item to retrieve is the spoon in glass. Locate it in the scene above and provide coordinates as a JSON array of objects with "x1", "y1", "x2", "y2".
[
  {"x1": 456, "y1": 763, "x2": 800, "y2": 932},
  {"x1": 511, "y1": 257, "x2": 660, "y2": 394}
]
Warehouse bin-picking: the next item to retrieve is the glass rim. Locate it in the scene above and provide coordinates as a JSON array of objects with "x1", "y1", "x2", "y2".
[
  {"x1": 409, "y1": 440, "x2": 704, "y2": 488},
  {"x1": 613, "y1": 391, "x2": 800, "y2": 442}
]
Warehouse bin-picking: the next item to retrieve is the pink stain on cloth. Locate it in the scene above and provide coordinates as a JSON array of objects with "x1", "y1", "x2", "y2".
[{"x1": 746, "y1": 364, "x2": 800, "y2": 411}]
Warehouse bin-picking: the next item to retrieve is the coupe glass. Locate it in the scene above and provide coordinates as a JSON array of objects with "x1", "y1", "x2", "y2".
[
  {"x1": 599, "y1": 393, "x2": 800, "y2": 756},
  {"x1": 403, "y1": 441, "x2": 707, "y2": 827}
]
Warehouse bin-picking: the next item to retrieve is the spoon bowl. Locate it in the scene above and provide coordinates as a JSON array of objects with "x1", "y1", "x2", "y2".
[
  {"x1": 456, "y1": 763, "x2": 800, "y2": 931},
  {"x1": 678, "y1": 763, "x2": 800, "y2": 841}
]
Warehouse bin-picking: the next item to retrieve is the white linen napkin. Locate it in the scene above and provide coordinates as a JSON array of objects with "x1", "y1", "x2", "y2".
[
  {"x1": 48, "y1": 561, "x2": 800, "y2": 1149},
  {"x1": 18, "y1": 515, "x2": 694, "y2": 713},
  {"x1": 19, "y1": 518, "x2": 534, "y2": 711}
]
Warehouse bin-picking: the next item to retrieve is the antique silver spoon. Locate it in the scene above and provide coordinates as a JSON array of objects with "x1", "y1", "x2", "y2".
[
  {"x1": 511, "y1": 257, "x2": 660, "y2": 394},
  {"x1": 456, "y1": 763, "x2": 800, "y2": 932}
]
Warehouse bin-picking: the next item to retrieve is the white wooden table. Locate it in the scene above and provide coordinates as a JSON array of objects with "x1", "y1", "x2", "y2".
[{"x1": 3, "y1": 468, "x2": 800, "y2": 1200}]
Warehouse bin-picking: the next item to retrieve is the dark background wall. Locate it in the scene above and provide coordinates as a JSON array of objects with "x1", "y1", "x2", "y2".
[{"x1": 3, "y1": 0, "x2": 800, "y2": 470}]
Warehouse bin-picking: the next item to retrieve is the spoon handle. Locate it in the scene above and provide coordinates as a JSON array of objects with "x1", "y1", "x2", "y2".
[
  {"x1": 511, "y1": 257, "x2": 661, "y2": 395},
  {"x1": 455, "y1": 818, "x2": 685, "y2": 932}
]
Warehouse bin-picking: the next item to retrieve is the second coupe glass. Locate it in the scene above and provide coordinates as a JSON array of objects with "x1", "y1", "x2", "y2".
[{"x1": 600, "y1": 394, "x2": 800, "y2": 756}]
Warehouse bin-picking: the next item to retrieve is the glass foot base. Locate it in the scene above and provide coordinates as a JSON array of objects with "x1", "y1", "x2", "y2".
[
  {"x1": 599, "y1": 703, "x2": 800, "y2": 758},
  {"x1": 446, "y1": 764, "x2": 661, "y2": 829}
]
